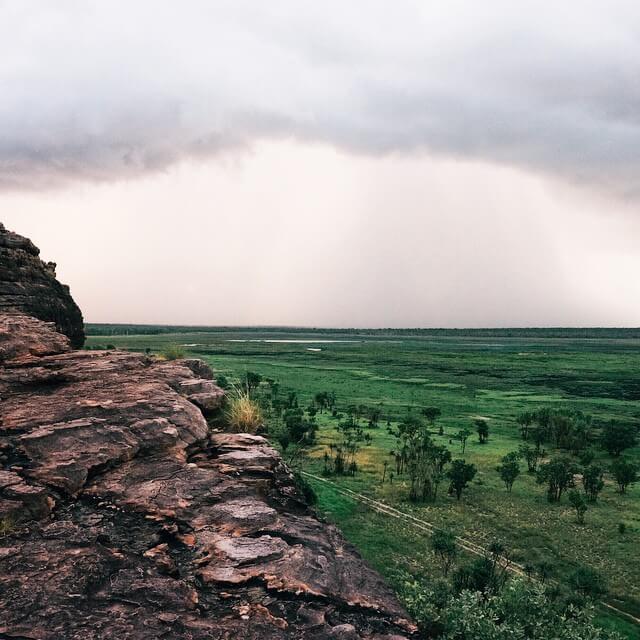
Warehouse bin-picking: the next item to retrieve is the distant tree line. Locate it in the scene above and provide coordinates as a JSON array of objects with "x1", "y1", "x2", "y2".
[{"x1": 85, "y1": 323, "x2": 640, "y2": 340}]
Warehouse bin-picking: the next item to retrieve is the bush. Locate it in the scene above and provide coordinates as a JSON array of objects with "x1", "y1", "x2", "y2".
[
  {"x1": 610, "y1": 458, "x2": 638, "y2": 494},
  {"x1": 399, "y1": 576, "x2": 619, "y2": 640},
  {"x1": 215, "y1": 374, "x2": 229, "y2": 389},
  {"x1": 293, "y1": 471, "x2": 317, "y2": 505},
  {"x1": 160, "y1": 344, "x2": 185, "y2": 360},
  {"x1": 0, "y1": 515, "x2": 15, "y2": 537},
  {"x1": 568, "y1": 565, "x2": 607, "y2": 599},
  {"x1": 225, "y1": 388, "x2": 263, "y2": 433},
  {"x1": 568, "y1": 489, "x2": 588, "y2": 524}
]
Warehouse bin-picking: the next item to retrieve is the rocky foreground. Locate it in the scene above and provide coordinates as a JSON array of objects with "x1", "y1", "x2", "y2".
[{"x1": 0, "y1": 225, "x2": 415, "y2": 639}]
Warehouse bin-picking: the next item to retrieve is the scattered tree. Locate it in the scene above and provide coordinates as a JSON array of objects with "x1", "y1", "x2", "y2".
[
  {"x1": 581, "y1": 465, "x2": 604, "y2": 502},
  {"x1": 431, "y1": 529, "x2": 457, "y2": 576},
  {"x1": 245, "y1": 371, "x2": 262, "y2": 392},
  {"x1": 579, "y1": 448, "x2": 595, "y2": 466},
  {"x1": 610, "y1": 458, "x2": 638, "y2": 494},
  {"x1": 518, "y1": 443, "x2": 540, "y2": 473},
  {"x1": 452, "y1": 541, "x2": 510, "y2": 596},
  {"x1": 496, "y1": 452, "x2": 521, "y2": 492},
  {"x1": 517, "y1": 408, "x2": 593, "y2": 452},
  {"x1": 323, "y1": 415, "x2": 371, "y2": 476},
  {"x1": 568, "y1": 565, "x2": 607, "y2": 599},
  {"x1": 516, "y1": 411, "x2": 534, "y2": 440},
  {"x1": 568, "y1": 489, "x2": 588, "y2": 524},
  {"x1": 447, "y1": 459, "x2": 477, "y2": 501},
  {"x1": 421, "y1": 407, "x2": 442, "y2": 434},
  {"x1": 215, "y1": 374, "x2": 229, "y2": 389},
  {"x1": 475, "y1": 419, "x2": 489, "y2": 444},
  {"x1": 601, "y1": 423, "x2": 638, "y2": 457},
  {"x1": 456, "y1": 428, "x2": 472, "y2": 454},
  {"x1": 389, "y1": 415, "x2": 452, "y2": 501},
  {"x1": 536, "y1": 456, "x2": 577, "y2": 502}
]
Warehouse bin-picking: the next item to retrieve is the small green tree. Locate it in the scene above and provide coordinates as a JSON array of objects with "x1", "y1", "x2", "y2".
[
  {"x1": 457, "y1": 428, "x2": 472, "y2": 454},
  {"x1": 518, "y1": 443, "x2": 540, "y2": 473},
  {"x1": 215, "y1": 374, "x2": 229, "y2": 389},
  {"x1": 431, "y1": 529, "x2": 457, "y2": 576},
  {"x1": 245, "y1": 371, "x2": 262, "y2": 392},
  {"x1": 536, "y1": 456, "x2": 577, "y2": 502},
  {"x1": 610, "y1": 458, "x2": 638, "y2": 494},
  {"x1": 581, "y1": 465, "x2": 604, "y2": 502},
  {"x1": 475, "y1": 419, "x2": 489, "y2": 444},
  {"x1": 601, "y1": 423, "x2": 637, "y2": 457},
  {"x1": 568, "y1": 489, "x2": 588, "y2": 524},
  {"x1": 568, "y1": 565, "x2": 607, "y2": 599},
  {"x1": 516, "y1": 411, "x2": 534, "y2": 440},
  {"x1": 447, "y1": 459, "x2": 477, "y2": 501},
  {"x1": 496, "y1": 452, "x2": 521, "y2": 492},
  {"x1": 421, "y1": 406, "x2": 442, "y2": 433}
]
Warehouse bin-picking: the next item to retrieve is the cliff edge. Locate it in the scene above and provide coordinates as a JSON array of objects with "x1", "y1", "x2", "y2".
[
  {"x1": 0, "y1": 223, "x2": 85, "y2": 348},
  {"x1": 0, "y1": 225, "x2": 415, "y2": 639}
]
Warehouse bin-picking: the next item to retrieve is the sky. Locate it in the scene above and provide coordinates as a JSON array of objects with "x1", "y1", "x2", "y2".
[{"x1": 1, "y1": 1, "x2": 639, "y2": 327}]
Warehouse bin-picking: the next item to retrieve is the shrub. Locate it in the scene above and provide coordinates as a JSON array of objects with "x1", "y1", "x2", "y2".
[
  {"x1": 582, "y1": 464, "x2": 604, "y2": 502},
  {"x1": 496, "y1": 451, "x2": 521, "y2": 492},
  {"x1": 0, "y1": 515, "x2": 15, "y2": 537},
  {"x1": 447, "y1": 459, "x2": 477, "y2": 500},
  {"x1": 293, "y1": 470, "x2": 317, "y2": 505},
  {"x1": 431, "y1": 529, "x2": 458, "y2": 576},
  {"x1": 215, "y1": 374, "x2": 229, "y2": 389},
  {"x1": 610, "y1": 458, "x2": 638, "y2": 493},
  {"x1": 536, "y1": 456, "x2": 577, "y2": 502},
  {"x1": 568, "y1": 489, "x2": 588, "y2": 524},
  {"x1": 601, "y1": 423, "x2": 637, "y2": 457},
  {"x1": 568, "y1": 565, "x2": 607, "y2": 599},
  {"x1": 160, "y1": 344, "x2": 185, "y2": 360},
  {"x1": 225, "y1": 388, "x2": 263, "y2": 434}
]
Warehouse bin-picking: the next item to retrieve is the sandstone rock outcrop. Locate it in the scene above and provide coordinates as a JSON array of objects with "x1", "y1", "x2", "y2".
[
  {"x1": 0, "y1": 226, "x2": 416, "y2": 639},
  {"x1": 0, "y1": 223, "x2": 85, "y2": 347}
]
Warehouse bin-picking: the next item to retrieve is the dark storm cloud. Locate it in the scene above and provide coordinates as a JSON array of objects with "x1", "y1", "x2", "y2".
[{"x1": 1, "y1": 0, "x2": 639, "y2": 195}]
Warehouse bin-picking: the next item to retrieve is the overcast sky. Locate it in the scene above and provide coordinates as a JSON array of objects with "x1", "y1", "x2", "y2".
[{"x1": 2, "y1": 1, "x2": 639, "y2": 327}]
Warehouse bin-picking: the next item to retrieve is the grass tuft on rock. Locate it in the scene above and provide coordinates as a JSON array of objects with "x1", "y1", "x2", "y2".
[{"x1": 225, "y1": 387, "x2": 263, "y2": 434}]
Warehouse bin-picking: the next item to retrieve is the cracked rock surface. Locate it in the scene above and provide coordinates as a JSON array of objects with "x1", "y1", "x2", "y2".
[{"x1": 0, "y1": 224, "x2": 416, "y2": 639}]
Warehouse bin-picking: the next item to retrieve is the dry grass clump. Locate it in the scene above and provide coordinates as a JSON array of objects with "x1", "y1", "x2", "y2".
[
  {"x1": 225, "y1": 388, "x2": 263, "y2": 434},
  {"x1": 159, "y1": 344, "x2": 185, "y2": 361},
  {"x1": 0, "y1": 515, "x2": 15, "y2": 537}
]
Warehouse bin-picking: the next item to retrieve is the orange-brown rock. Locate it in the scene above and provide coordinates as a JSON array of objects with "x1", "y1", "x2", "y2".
[{"x1": 0, "y1": 226, "x2": 416, "y2": 639}]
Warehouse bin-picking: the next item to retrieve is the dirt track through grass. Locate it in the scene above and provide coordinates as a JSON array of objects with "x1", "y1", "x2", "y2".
[{"x1": 303, "y1": 471, "x2": 640, "y2": 628}]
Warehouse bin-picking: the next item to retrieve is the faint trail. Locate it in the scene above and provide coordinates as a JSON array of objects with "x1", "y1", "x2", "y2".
[{"x1": 302, "y1": 471, "x2": 640, "y2": 627}]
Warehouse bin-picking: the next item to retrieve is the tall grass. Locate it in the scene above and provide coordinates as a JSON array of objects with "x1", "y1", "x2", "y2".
[
  {"x1": 159, "y1": 344, "x2": 185, "y2": 361},
  {"x1": 225, "y1": 386, "x2": 263, "y2": 434}
]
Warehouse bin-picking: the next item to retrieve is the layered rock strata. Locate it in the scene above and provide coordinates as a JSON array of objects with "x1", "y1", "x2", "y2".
[
  {"x1": 0, "y1": 223, "x2": 85, "y2": 347},
  {"x1": 0, "y1": 224, "x2": 415, "y2": 639}
]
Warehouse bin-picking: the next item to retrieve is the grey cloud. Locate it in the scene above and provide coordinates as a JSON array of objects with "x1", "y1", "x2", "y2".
[{"x1": 1, "y1": 0, "x2": 640, "y2": 195}]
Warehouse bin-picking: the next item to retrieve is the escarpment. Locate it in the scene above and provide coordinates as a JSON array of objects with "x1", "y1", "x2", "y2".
[
  {"x1": 0, "y1": 223, "x2": 85, "y2": 348},
  {"x1": 0, "y1": 225, "x2": 416, "y2": 640}
]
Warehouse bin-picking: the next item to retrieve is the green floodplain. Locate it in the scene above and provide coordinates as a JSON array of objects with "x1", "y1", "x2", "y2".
[{"x1": 86, "y1": 325, "x2": 640, "y2": 638}]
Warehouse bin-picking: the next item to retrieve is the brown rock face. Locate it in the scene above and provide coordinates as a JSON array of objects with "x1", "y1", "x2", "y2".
[
  {"x1": 0, "y1": 234, "x2": 416, "y2": 639},
  {"x1": 0, "y1": 222, "x2": 85, "y2": 347}
]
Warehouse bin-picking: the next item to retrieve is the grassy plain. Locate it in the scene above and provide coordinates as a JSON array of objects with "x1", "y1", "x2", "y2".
[{"x1": 86, "y1": 327, "x2": 640, "y2": 637}]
